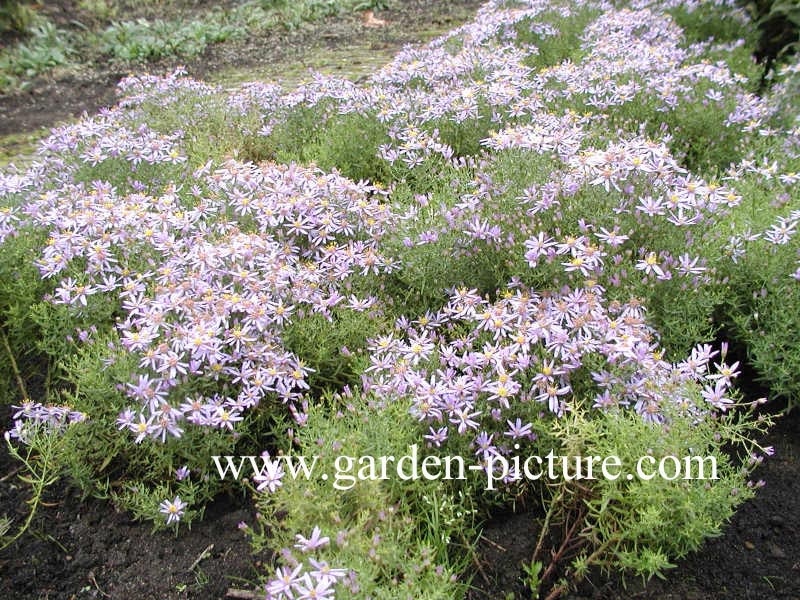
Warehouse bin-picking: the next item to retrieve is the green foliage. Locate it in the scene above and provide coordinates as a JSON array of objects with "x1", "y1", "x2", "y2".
[
  {"x1": 353, "y1": 0, "x2": 389, "y2": 10},
  {"x1": 708, "y1": 131, "x2": 800, "y2": 408},
  {"x1": 282, "y1": 307, "x2": 385, "y2": 394},
  {"x1": 111, "y1": 87, "x2": 265, "y2": 168},
  {"x1": 251, "y1": 391, "x2": 472, "y2": 599},
  {"x1": 0, "y1": 0, "x2": 35, "y2": 34},
  {"x1": 226, "y1": 0, "x2": 390, "y2": 35},
  {"x1": 598, "y1": 77, "x2": 756, "y2": 176},
  {"x1": 518, "y1": 7, "x2": 601, "y2": 69},
  {"x1": 382, "y1": 161, "x2": 515, "y2": 302},
  {"x1": 254, "y1": 102, "x2": 396, "y2": 183},
  {"x1": 0, "y1": 227, "x2": 59, "y2": 402},
  {"x1": 730, "y1": 280, "x2": 800, "y2": 404},
  {"x1": 670, "y1": 3, "x2": 755, "y2": 47},
  {"x1": 54, "y1": 336, "x2": 280, "y2": 525},
  {"x1": 77, "y1": 0, "x2": 117, "y2": 22},
  {"x1": 271, "y1": 110, "x2": 393, "y2": 184},
  {"x1": 99, "y1": 15, "x2": 243, "y2": 62},
  {"x1": 748, "y1": 0, "x2": 800, "y2": 64},
  {"x1": 1, "y1": 424, "x2": 72, "y2": 550},
  {"x1": 253, "y1": 0, "x2": 391, "y2": 30},
  {"x1": 522, "y1": 559, "x2": 544, "y2": 598},
  {"x1": 662, "y1": 101, "x2": 751, "y2": 176},
  {"x1": 525, "y1": 401, "x2": 771, "y2": 595},
  {"x1": 723, "y1": 221, "x2": 800, "y2": 406},
  {"x1": 0, "y1": 21, "x2": 74, "y2": 92}
]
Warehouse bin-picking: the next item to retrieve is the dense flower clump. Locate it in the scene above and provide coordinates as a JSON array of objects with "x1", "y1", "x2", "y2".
[
  {"x1": 2, "y1": 157, "x2": 396, "y2": 442},
  {"x1": 362, "y1": 284, "x2": 739, "y2": 467}
]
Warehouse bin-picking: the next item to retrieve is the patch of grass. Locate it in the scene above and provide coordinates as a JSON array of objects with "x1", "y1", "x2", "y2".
[
  {"x1": 246, "y1": 0, "x2": 391, "y2": 31},
  {"x1": 0, "y1": 127, "x2": 49, "y2": 168},
  {"x1": 77, "y1": 0, "x2": 118, "y2": 23}
]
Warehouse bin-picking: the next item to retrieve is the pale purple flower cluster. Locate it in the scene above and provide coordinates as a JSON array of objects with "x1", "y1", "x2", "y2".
[
  {"x1": 7, "y1": 401, "x2": 86, "y2": 444},
  {"x1": 116, "y1": 67, "x2": 220, "y2": 109},
  {"x1": 104, "y1": 162, "x2": 393, "y2": 441},
  {"x1": 35, "y1": 114, "x2": 186, "y2": 170},
  {"x1": 265, "y1": 541, "x2": 348, "y2": 600},
  {"x1": 2, "y1": 148, "x2": 396, "y2": 443},
  {"x1": 227, "y1": 81, "x2": 284, "y2": 117},
  {"x1": 362, "y1": 283, "x2": 740, "y2": 484},
  {"x1": 481, "y1": 115, "x2": 586, "y2": 160},
  {"x1": 538, "y1": 5, "x2": 763, "y2": 126}
]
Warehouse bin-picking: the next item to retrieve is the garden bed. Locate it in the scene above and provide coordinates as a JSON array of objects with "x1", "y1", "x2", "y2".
[
  {"x1": 1, "y1": 0, "x2": 799, "y2": 598},
  {"x1": 2, "y1": 405, "x2": 797, "y2": 599}
]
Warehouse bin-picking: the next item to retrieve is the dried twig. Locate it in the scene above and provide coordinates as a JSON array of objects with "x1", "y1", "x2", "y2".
[
  {"x1": 88, "y1": 571, "x2": 110, "y2": 598},
  {"x1": 544, "y1": 581, "x2": 570, "y2": 600},
  {"x1": 188, "y1": 543, "x2": 214, "y2": 572},
  {"x1": 0, "y1": 465, "x2": 22, "y2": 483},
  {"x1": 539, "y1": 506, "x2": 586, "y2": 587},
  {"x1": 532, "y1": 488, "x2": 563, "y2": 564},
  {"x1": 471, "y1": 552, "x2": 492, "y2": 587},
  {"x1": 479, "y1": 534, "x2": 507, "y2": 552},
  {"x1": 226, "y1": 589, "x2": 260, "y2": 599},
  {"x1": 362, "y1": 10, "x2": 388, "y2": 28}
]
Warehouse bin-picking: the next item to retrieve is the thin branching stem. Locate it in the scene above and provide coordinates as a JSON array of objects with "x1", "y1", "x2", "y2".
[{"x1": 0, "y1": 326, "x2": 28, "y2": 403}]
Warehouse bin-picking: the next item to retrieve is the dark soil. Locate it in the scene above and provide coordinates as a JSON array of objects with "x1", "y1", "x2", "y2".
[
  {"x1": 0, "y1": 74, "x2": 123, "y2": 135},
  {"x1": 0, "y1": 474, "x2": 259, "y2": 600},
  {"x1": 469, "y1": 406, "x2": 800, "y2": 600}
]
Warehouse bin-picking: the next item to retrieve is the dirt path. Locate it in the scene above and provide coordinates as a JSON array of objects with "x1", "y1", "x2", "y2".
[{"x1": 0, "y1": 0, "x2": 482, "y2": 138}]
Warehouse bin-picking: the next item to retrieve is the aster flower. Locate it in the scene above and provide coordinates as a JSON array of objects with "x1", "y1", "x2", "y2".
[
  {"x1": 294, "y1": 527, "x2": 330, "y2": 553},
  {"x1": 159, "y1": 496, "x2": 187, "y2": 525},
  {"x1": 423, "y1": 426, "x2": 449, "y2": 447},
  {"x1": 701, "y1": 379, "x2": 734, "y2": 411},
  {"x1": 307, "y1": 558, "x2": 348, "y2": 587},
  {"x1": 266, "y1": 564, "x2": 303, "y2": 598},
  {"x1": 292, "y1": 573, "x2": 335, "y2": 600},
  {"x1": 635, "y1": 252, "x2": 665, "y2": 278},
  {"x1": 254, "y1": 456, "x2": 285, "y2": 494},
  {"x1": 504, "y1": 418, "x2": 533, "y2": 440},
  {"x1": 524, "y1": 232, "x2": 556, "y2": 266}
]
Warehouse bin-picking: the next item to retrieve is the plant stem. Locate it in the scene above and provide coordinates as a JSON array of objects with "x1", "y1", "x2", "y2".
[
  {"x1": 0, "y1": 326, "x2": 29, "y2": 403},
  {"x1": 532, "y1": 487, "x2": 563, "y2": 564},
  {"x1": 539, "y1": 505, "x2": 586, "y2": 588},
  {"x1": 1, "y1": 436, "x2": 55, "y2": 550}
]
